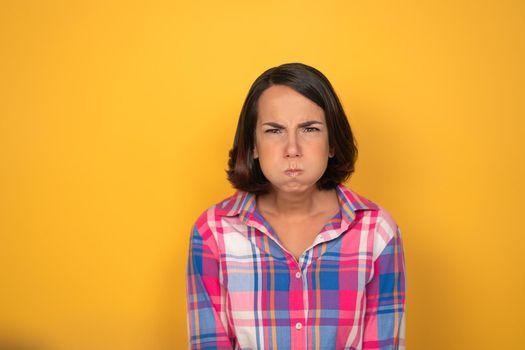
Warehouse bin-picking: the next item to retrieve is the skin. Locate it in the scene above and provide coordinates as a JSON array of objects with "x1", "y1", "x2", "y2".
[{"x1": 254, "y1": 84, "x2": 341, "y2": 261}]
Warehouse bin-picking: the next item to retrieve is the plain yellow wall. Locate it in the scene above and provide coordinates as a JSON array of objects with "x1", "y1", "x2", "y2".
[{"x1": 1, "y1": 0, "x2": 524, "y2": 349}]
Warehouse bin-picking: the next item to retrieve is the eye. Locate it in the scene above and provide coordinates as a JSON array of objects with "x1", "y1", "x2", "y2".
[
  {"x1": 304, "y1": 127, "x2": 320, "y2": 133},
  {"x1": 264, "y1": 128, "x2": 282, "y2": 134}
]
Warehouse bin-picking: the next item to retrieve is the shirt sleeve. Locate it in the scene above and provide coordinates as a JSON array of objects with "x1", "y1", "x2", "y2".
[
  {"x1": 363, "y1": 219, "x2": 406, "y2": 349},
  {"x1": 186, "y1": 222, "x2": 234, "y2": 350}
]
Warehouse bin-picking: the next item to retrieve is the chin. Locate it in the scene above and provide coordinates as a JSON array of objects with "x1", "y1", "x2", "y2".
[{"x1": 272, "y1": 181, "x2": 317, "y2": 193}]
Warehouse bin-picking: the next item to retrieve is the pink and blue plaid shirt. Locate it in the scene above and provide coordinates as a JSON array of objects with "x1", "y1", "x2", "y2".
[{"x1": 186, "y1": 184, "x2": 406, "y2": 349}]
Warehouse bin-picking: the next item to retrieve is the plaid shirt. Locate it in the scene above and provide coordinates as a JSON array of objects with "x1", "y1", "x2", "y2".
[{"x1": 186, "y1": 184, "x2": 406, "y2": 349}]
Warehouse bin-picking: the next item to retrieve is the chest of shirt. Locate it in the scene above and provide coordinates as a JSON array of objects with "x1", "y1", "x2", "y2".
[{"x1": 215, "y1": 211, "x2": 377, "y2": 304}]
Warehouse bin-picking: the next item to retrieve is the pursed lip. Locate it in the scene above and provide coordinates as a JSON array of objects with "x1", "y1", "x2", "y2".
[{"x1": 284, "y1": 168, "x2": 303, "y2": 177}]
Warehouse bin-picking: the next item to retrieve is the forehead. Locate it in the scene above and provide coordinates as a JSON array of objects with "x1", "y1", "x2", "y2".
[{"x1": 257, "y1": 85, "x2": 325, "y2": 123}]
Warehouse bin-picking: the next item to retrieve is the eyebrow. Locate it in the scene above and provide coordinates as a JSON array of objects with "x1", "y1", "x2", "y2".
[{"x1": 262, "y1": 120, "x2": 324, "y2": 128}]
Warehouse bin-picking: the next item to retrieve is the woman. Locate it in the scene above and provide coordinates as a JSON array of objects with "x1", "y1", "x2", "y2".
[{"x1": 186, "y1": 63, "x2": 406, "y2": 349}]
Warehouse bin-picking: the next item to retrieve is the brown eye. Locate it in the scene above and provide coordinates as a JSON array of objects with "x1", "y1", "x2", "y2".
[{"x1": 304, "y1": 127, "x2": 320, "y2": 133}]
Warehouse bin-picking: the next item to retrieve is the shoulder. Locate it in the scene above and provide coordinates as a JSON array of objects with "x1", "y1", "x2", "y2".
[
  {"x1": 341, "y1": 185, "x2": 400, "y2": 245},
  {"x1": 191, "y1": 191, "x2": 247, "y2": 238},
  {"x1": 188, "y1": 191, "x2": 247, "y2": 257},
  {"x1": 374, "y1": 203, "x2": 399, "y2": 242},
  {"x1": 356, "y1": 194, "x2": 401, "y2": 260}
]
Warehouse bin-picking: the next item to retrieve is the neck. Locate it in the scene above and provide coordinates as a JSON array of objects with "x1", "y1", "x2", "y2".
[{"x1": 258, "y1": 186, "x2": 337, "y2": 219}]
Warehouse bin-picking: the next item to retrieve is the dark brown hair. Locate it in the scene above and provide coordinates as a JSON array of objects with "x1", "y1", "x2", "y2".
[{"x1": 227, "y1": 62, "x2": 358, "y2": 195}]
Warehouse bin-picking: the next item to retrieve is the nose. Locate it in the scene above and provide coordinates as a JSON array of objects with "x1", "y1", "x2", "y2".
[{"x1": 284, "y1": 132, "x2": 302, "y2": 158}]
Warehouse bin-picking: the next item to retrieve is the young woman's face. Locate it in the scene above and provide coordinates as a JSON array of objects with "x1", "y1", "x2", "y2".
[{"x1": 254, "y1": 84, "x2": 333, "y2": 194}]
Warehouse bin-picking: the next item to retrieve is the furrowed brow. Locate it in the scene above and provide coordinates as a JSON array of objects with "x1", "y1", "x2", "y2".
[
  {"x1": 298, "y1": 120, "x2": 324, "y2": 128},
  {"x1": 262, "y1": 122, "x2": 285, "y2": 128},
  {"x1": 261, "y1": 120, "x2": 324, "y2": 128}
]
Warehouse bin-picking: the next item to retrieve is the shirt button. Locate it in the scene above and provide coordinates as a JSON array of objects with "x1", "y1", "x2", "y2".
[
  {"x1": 295, "y1": 322, "x2": 302, "y2": 330},
  {"x1": 295, "y1": 271, "x2": 302, "y2": 279}
]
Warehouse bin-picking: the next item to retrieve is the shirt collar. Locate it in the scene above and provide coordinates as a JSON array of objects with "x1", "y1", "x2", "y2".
[{"x1": 220, "y1": 183, "x2": 378, "y2": 227}]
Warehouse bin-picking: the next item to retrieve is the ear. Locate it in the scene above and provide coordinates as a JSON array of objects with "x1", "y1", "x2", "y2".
[
  {"x1": 253, "y1": 145, "x2": 259, "y2": 159},
  {"x1": 329, "y1": 148, "x2": 334, "y2": 158}
]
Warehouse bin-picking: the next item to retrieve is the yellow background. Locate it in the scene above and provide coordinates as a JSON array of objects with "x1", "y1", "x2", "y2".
[{"x1": 1, "y1": 0, "x2": 524, "y2": 349}]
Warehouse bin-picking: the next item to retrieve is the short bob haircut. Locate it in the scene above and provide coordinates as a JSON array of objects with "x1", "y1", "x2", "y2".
[{"x1": 227, "y1": 62, "x2": 358, "y2": 195}]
